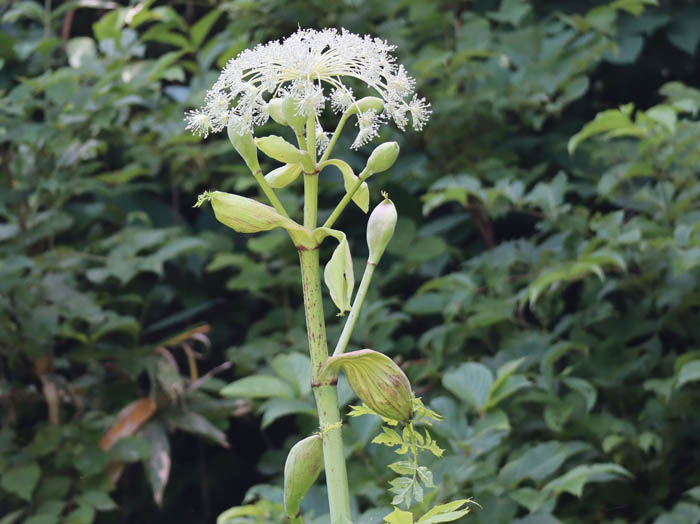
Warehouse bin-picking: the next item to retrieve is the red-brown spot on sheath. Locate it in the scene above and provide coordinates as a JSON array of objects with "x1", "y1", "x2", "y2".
[{"x1": 296, "y1": 244, "x2": 320, "y2": 251}]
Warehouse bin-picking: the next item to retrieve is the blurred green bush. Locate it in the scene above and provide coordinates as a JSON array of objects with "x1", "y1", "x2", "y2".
[{"x1": 1, "y1": 0, "x2": 699, "y2": 523}]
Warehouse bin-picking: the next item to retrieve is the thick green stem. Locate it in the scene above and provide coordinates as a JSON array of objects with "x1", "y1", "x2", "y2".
[
  {"x1": 323, "y1": 168, "x2": 370, "y2": 230},
  {"x1": 304, "y1": 174, "x2": 318, "y2": 229},
  {"x1": 298, "y1": 249, "x2": 352, "y2": 524},
  {"x1": 333, "y1": 262, "x2": 376, "y2": 356}
]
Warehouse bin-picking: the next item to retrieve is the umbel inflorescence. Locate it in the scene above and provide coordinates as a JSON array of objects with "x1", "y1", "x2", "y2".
[{"x1": 185, "y1": 28, "x2": 430, "y2": 149}]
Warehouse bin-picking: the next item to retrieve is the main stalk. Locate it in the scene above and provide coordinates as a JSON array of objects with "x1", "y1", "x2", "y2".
[{"x1": 299, "y1": 113, "x2": 352, "y2": 524}]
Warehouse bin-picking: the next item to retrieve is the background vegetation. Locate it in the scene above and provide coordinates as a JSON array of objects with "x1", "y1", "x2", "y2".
[{"x1": 2, "y1": 0, "x2": 700, "y2": 522}]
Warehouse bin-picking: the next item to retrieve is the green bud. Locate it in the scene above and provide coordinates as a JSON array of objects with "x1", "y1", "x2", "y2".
[
  {"x1": 366, "y1": 193, "x2": 397, "y2": 265},
  {"x1": 282, "y1": 96, "x2": 306, "y2": 132},
  {"x1": 365, "y1": 141, "x2": 399, "y2": 174},
  {"x1": 268, "y1": 98, "x2": 287, "y2": 125},
  {"x1": 255, "y1": 135, "x2": 313, "y2": 172},
  {"x1": 227, "y1": 117, "x2": 259, "y2": 173},
  {"x1": 265, "y1": 163, "x2": 302, "y2": 189},
  {"x1": 324, "y1": 349, "x2": 413, "y2": 422},
  {"x1": 284, "y1": 434, "x2": 323, "y2": 519},
  {"x1": 345, "y1": 96, "x2": 384, "y2": 116}
]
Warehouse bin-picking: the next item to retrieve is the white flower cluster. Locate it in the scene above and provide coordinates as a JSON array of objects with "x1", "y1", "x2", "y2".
[{"x1": 185, "y1": 28, "x2": 430, "y2": 149}]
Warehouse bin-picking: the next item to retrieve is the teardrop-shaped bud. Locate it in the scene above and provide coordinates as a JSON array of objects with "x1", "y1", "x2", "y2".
[
  {"x1": 284, "y1": 434, "x2": 323, "y2": 519},
  {"x1": 366, "y1": 141, "x2": 399, "y2": 175},
  {"x1": 345, "y1": 96, "x2": 384, "y2": 116},
  {"x1": 265, "y1": 163, "x2": 302, "y2": 189},
  {"x1": 227, "y1": 116, "x2": 260, "y2": 173},
  {"x1": 282, "y1": 96, "x2": 306, "y2": 132},
  {"x1": 367, "y1": 193, "x2": 397, "y2": 265},
  {"x1": 268, "y1": 98, "x2": 288, "y2": 125},
  {"x1": 255, "y1": 135, "x2": 313, "y2": 172},
  {"x1": 324, "y1": 349, "x2": 413, "y2": 422}
]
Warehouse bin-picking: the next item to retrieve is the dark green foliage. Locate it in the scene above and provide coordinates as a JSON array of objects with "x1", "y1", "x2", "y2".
[{"x1": 1, "y1": 0, "x2": 700, "y2": 523}]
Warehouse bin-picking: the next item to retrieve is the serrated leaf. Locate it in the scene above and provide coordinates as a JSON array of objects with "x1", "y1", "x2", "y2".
[
  {"x1": 388, "y1": 461, "x2": 417, "y2": 475},
  {"x1": 389, "y1": 476, "x2": 414, "y2": 506},
  {"x1": 416, "y1": 466, "x2": 434, "y2": 487},
  {"x1": 372, "y1": 426, "x2": 403, "y2": 448},
  {"x1": 383, "y1": 507, "x2": 414, "y2": 524},
  {"x1": 417, "y1": 499, "x2": 474, "y2": 523}
]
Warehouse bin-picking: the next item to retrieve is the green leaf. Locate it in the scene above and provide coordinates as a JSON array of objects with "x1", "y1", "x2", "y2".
[
  {"x1": 1, "y1": 462, "x2": 40, "y2": 501},
  {"x1": 0, "y1": 510, "x2": 24, "y2": 524},
  {"x1": 666, "y1": 8, "x2": 700, "y2": 55},
  {"x1": 141, "y1": 421, "x2": 172, "y2": 506},
  {"x1": 384, "y1": 507, "x2": 414, "y2": 524},
  {"x1": 484, "y1": 375, "x2": 530, "y2": 410},
  {"x1": 499, "y1": 441, "x2": 590, "y2": 486},
  {"x1": 25, "y1": 515, "x2": 59, "y2": 524},
  {"x1": 65, "y1": 37, "x2": 96, "y2": 68},
  {"x1": 271, "y1": 353, "x2": 312, "y2": 398},
  {"x1": 442, "y1": 362, "x2": 494, "y2": 411},
  {"x1": 489, "y1": 0, "x2": 532, "y2": 25},
  {"x1": 568, "y1": 106, "x2": 645, "y2": 154},
  {"x1": 221, "y1": 375, "x2": 296, "y2": 399},
  {"x1": 676, "y1": 360, "x2": 700, "y2": 389},
  {"x1": 562, "y1": 377, "x2": 597, "y2": 412},
  {"x1": 169, "y1": 411, "x2": 229, "y2": 448},
  {"x1": 110, "y1": 436, "x2": 151, "y2": 463},
  {"x1": 190, "y1": 9, "x2": 222, "y2": 49},
  {"x1": 75, "y1": 490, "x2": 118, "y2": 511},
  {"x1": 65, "y1": 505, "x2": 95, "y2": 524},
  {"x1": 260, "y1": 398, "x2": 316, "y2": 429},
  {"x1": 543, "y1": 463, "x2": 633, "y2": 497},
  {"x1": 417, "y1": 499, "x2": 473, "y2": 523}
]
